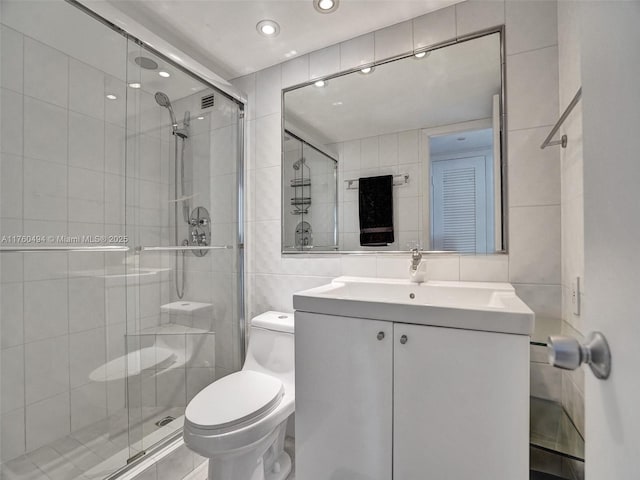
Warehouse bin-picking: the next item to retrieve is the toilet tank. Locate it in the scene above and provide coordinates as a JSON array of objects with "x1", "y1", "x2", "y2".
[{"x1": 243, "y1": 312, "x2": 295, "y2": 389}]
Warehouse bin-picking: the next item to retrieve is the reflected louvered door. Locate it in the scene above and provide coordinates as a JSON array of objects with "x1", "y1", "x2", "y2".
[{"x1": 431, "y1": 156, "x2": 487, "y2": 253}]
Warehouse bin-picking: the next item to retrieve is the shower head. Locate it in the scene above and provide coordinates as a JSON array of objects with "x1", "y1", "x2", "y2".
[{"x1": 154, "y1": 91, "x2": 178, "y2": 129}]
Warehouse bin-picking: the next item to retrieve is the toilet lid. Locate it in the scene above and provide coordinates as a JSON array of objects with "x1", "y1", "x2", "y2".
[{"x1": 185, "y1": 370, "x2": 284, "y2": 430}]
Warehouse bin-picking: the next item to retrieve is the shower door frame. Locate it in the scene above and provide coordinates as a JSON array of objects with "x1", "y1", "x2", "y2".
[{"x1": 64, "y1": 1, "x2": 247, "y2": 477}]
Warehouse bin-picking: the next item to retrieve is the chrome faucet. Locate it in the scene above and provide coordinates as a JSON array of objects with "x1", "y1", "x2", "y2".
[{"x1": 410, "y1": 247, "x2": 422, "y2": 272}]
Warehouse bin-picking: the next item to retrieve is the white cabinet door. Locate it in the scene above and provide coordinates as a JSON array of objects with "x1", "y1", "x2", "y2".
[
  {"x1": 393, "y1": 323, "x2": 529, "y2": 480},
  {"x1": 295, "y1": 312, "x2": 393, "y2": 480}
]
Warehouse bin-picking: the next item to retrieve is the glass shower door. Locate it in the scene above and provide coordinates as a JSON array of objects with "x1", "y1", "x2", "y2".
[{"x1": 124, "y1": 39, "x2": 244, "y2": 455}]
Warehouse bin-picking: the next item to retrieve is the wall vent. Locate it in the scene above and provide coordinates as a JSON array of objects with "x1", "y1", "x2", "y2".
[{"x1": 201, "y1": 94, "x2": 215, "y2": 109}]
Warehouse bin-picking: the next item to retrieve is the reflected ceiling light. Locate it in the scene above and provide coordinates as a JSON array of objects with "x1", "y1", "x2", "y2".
[
  {"x1": 414, "y1": 51, "x2": 428, "y2": 59},
  {"x1": 285, "y1": 50, "x2": 298, "y2": 58},
  {"x1": 197, "y1": 116, "x2": 205, "y2": 120},
  {"x1": 128, "y1": 82, "x2": 141, "y2": 89},
  {"x1": 257, "y1": 20, "x2": 280, "y2": 37},
  {"x1": 332, "y1": 101, "x2": 343, "y2": 106},
  {"x1": 106, "y1": 94, "x2": 117, "y2": 100},
  {"x1": 314, "y1": 0, "x2": 339, "y2": 14},
  {"x1": 158, "y1": 71, "x2": 170, "y2": 78},
  {"x1": 314, "y1": 79, "x2": 327, "y2": 88},
  {"x1": 359, "y1": 66, "x2": 375, "y2": 74}
]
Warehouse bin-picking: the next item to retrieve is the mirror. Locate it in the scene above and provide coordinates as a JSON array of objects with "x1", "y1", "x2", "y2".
[{"x1": 282, "y1": 31, "x2": 504, "y2": 254}]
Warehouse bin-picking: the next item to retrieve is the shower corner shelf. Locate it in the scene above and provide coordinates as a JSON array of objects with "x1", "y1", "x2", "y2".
[{"x1": 160, "y1": 301, "x2": 213, "y2": 314}]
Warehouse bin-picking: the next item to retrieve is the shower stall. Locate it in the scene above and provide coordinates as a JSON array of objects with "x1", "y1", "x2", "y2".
[{"x1": 0, "y1": 1, "x2": 245, "y2": 478}]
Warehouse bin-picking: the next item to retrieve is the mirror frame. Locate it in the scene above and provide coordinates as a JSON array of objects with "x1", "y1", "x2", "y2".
[{"x1": 281, "y1": 26, "x2": 507, "y2": 255}]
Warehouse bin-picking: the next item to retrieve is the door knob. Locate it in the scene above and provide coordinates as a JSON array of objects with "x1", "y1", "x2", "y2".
[
  {"x1": 400, "y1": 335, "x2": 408, "y2": 345},
  {"x1": 377, "y1": 331, "x2": 385, "y2": 341},
  {"x1": 547, "y1": 331, "x2": 611, "y2": 380}
]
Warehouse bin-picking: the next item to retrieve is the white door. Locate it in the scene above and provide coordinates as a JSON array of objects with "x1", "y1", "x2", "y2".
[
  {"x1": 393, "y1": 323, "x2": 529, "y2": 480},
  {"x1": 294, "y1": 312, "x2": 393, "y2": 480},
  {"x1": 431, "y1": 156, "x2": 488, "y2": 253},
  {"x1": 580, "y1": 3, "x2": 640, "y2": 477}
]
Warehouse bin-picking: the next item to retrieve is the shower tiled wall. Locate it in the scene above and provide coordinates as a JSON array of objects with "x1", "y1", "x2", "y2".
[
  {"x1": 0, "y1": 15, "x2": 134, "y2": 459},
  {"x1": 232, "y1": 0, "x2": 562, "y2": 336}
]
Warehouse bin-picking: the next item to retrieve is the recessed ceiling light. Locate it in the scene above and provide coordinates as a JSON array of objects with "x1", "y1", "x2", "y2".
[
  {"x1": 314, "y1": 0, "x2": 339, "y2": 14},
  {"x1": 128, "y1": 82, "x2": 141, "y2": 89},
  {"x1": 106, "y1": 94, "x2": 117, "y2": 100},
  {"x1": 414, "y1": 51, "x2": 428, "y2": 59},
  {"x1": 256, "y1": 20, "x2": 280, "y2": 37},
  {"x1": 158, "y1": 71, "x2": 170, "y2": 78},
  {"x1": 314, "y1": 80, "x2": 327, "y2": 88},
  {"x1": 359, "y1": 66, "x2": 375, "y2": 74},
  {"x1": 332, "y1": 101, "x2": 343, "y2": 106}
]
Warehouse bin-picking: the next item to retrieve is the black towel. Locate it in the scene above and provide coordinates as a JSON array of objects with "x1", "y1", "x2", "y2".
[{"x1": 358, "y1": 175, "x2": 394, "y2": 246}]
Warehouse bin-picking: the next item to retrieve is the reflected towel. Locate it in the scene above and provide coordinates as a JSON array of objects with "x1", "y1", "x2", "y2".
[{"x1": 358, "y1": 175, "x2": 394, "y2": 246}]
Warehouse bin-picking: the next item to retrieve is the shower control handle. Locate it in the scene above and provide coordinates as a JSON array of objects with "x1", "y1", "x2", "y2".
[
  {"x1": 377, "y1": 331, "x2": 385, "y2": 341},
  {"x1": 400, "y1": 335, "x2": 408, "y2": 345}
]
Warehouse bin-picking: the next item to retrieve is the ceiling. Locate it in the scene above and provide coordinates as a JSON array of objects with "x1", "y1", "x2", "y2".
[
  {"x1": 91, "y1": 0, "x2": 463, "y2": 79},
  {"x1": 284, "y1": 33, "x2": 501, "y2": 144}
]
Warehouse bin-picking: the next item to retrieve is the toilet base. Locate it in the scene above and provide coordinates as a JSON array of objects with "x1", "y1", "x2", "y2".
[{"x1": 265, "y1": 451, "x2": 291, "y2": 480}]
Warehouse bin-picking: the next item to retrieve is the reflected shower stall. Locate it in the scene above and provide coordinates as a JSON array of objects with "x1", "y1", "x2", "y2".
[{"x1": 0, "y1": 1, "x2": 245, "y2": 479}]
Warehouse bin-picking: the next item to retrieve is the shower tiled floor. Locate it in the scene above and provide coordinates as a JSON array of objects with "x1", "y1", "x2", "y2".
[{"x1": 1, "y1": 407, "x2": 184, "y2": 480}]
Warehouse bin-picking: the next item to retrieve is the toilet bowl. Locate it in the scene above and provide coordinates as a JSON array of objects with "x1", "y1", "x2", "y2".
[{"x1": 183, "y1": 311, "x2": 295, "y2": 480}]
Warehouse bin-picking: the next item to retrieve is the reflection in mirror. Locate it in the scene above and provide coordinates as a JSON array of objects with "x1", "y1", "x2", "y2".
[
  {"x1": 282, "y1": 31, "x2": 504, "y2": 254},
  {"x1": 282, "y1": 131, "x2": 338, "y2": 251}
]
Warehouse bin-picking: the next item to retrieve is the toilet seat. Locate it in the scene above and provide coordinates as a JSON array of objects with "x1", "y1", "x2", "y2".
[{"x1": 185, "y1": 370, "x2": 284, "y2": 432}]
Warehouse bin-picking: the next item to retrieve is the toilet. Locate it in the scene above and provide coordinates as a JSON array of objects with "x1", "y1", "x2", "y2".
[{"x1": 183, "y1": 311, "x2": 295, "y2": 480}]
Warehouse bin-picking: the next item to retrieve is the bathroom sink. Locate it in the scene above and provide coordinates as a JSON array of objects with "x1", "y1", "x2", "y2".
[{"x1": 293, "y1": 276, "x2": 534, "y2": 335}]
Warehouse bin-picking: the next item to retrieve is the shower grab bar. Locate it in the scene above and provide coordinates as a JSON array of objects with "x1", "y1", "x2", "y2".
[
  {"x1": 0, "y1": 245, "x2": 130, "y2": 253},
  {"x1": 541, "y1": 87, "x2": 582, "y2": 149},
  {"x1": 136, "y1": 245, "x2": 233, "y2": 252}
]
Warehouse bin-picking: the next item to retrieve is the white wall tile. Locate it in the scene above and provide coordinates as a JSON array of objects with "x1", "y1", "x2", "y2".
[
  {"x1": 24, "y1": 38, "x2": 68, "y2": 108},
  {"x1": 530, "y1": 362, "x2": 562, "y2": 402},
  {"x1": 376, "y1": 256, "x2": 409, "y2": 279},
  {"x1": 506, "y1": 0, "x2": 557, "y2": 55},
  {"x1": 231, "y1": 73, "x2": 256, "y2": 120},
  {"x1": 24, "y1": 279, "x2": 68, "y2": 343},
  {"x1": 507, "y1": 46, "x2": 559, "y2": 131},
  {"x1": 104, "y1": 76, "x2": 126, "y2": 127},
  {"x1": 1, "y1": 408, "x2": 26, "y2": 461},
  {"x1": 509, "y1": 205, "x2": 560, "y2": 284},
  {"x1": 0, "y1": 282, "x2": 23, "y2": 348},
  {"x1": 460, "y1": 255, "x2": 509, "y2": 282},
  {"x1": 456, "y1": 0, "x2": 505, "y2": 37},
  {"x1": 186, "y1": 367, "x2": 215, "y2": 403},
  {"x1": 70, "y1": 382, "x2": 107, "y2": 432},
  {"x1": 379, "y1": 133, "x2": 398, "y2": 167},
  {"x1": 340, "y1": 33, "x2": 374, "y2": 70},
  {"x1": 24, "y1": 96, "x2": 67, "y2": 164},
  {"x1": 69, "y1": 59, "x2": 105, "y2": 120},
  {"x1": 282, "y1": 55, "x2": 310, "y2": 88},
  {"x1": 413, "y1": 5, "x2": 456, "y2": 50},
  {"x1": 255, "y1": 114, "x2": 281, "y2": 169},
  {"x1": 309, "y1": 44, "x2": 340, "y2": 80},
  {"x1": 426, "y1": 255, "x2": 461, "y2": 281},
  {"x1": 69, "y1": 167, "x2": 104, "y2": 224},
  {"x1": 25, "y1": 336, "x2": 69, "y2": 405},
  {"x1": 398, "y1": 130, "x2": 419, "y2": 165},
  {"x1": 1, "y1": 26, "x2": 23, "y2": 93},
  {"x1": 508, "y1": 126, "x2": 560, "y2": 207},
  {"x1": 254, "y1": 166, "x2": 281, "y2": 222},
  {"x1": 255, "y1": 66, "x2": 281, "y2": 118},
  {"x1": 69, "y1": 111, "x2": 104, "y2": 171},
  {"x1": 360, "y1": 136, "x2": 379, "y2": 170},
  {"x1": 1, "y1": 346, "x2": 25, "y2": 414},
  {"x1": 340, "y1": 255, "x2": 377, "y2": 277},
  {"x1": 513, "y1": 284, "x2": 561, "y2": 319},
  {"x1": 1, "y1": 153, "x2": 23, "y2": 218},
  {"x1": 1, "y1": 88, "x2": 23, "y2": 155},
  {"x1": 69, "y1": 277, "x2": 105, "y2": 333},
  {"x1": 70, "y1": 328, "x2": 106, "y2": 388},
  {"x1": 374, "y1": 20, "x2": 412, "y2": 61},
  {"x1": 23, "y1": 157, "x2": 67, "y2": 222}
]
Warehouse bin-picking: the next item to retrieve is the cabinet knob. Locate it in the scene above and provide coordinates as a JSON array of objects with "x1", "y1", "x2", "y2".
[
  {"x1": 400, "y1": 335, "x2": 408, "y2": 345},
  {"x1": 377, "y1": 331, "x2": 385, "y2": 341}
]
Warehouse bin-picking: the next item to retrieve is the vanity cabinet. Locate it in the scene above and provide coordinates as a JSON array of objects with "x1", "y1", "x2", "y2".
[{"x1": 295, "y1": 312, "x2": 529, "y2": 480}]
